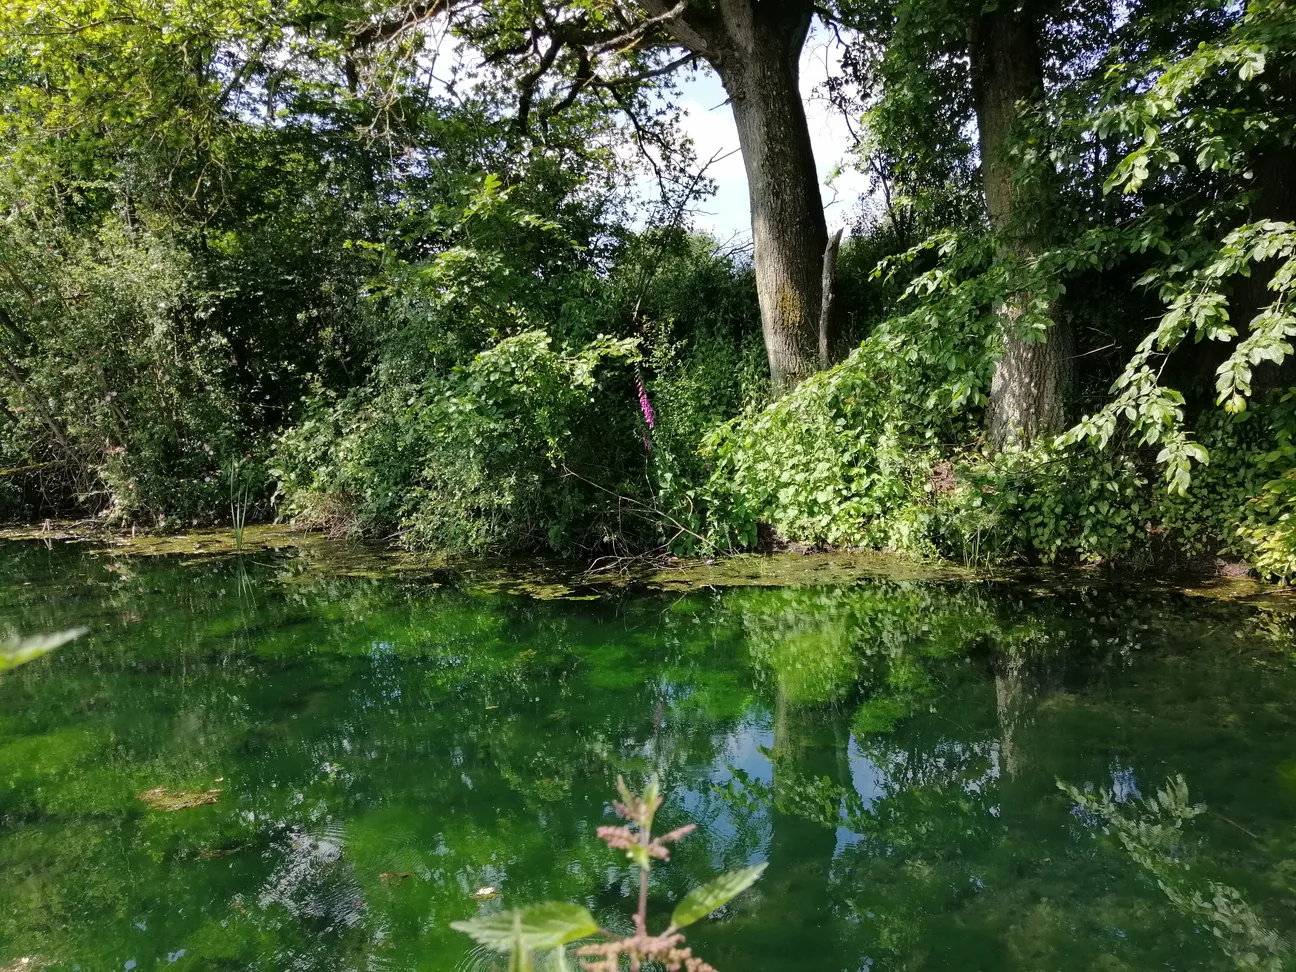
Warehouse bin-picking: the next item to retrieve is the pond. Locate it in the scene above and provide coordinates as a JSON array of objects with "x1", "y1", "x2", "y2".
[{"x1": 1, "y1": 541, "x2": 1294, "y2": 972}]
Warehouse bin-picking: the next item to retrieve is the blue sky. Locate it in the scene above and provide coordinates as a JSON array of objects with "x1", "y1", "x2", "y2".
[{"x1": 665, "y1": 28, "x2": 872, "y2": 242}]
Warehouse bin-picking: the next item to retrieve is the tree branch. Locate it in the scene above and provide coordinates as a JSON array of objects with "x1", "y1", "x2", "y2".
[
  {"x1": 592, "y1": 51, "x2": 698, "y2": 88},
  {"x1": 515, "y1": 36, "x2": 566, "y2": 131},
  {"x1": 636, "y1": 0, "x2": 716, "y2": 56},
  {"x1": 539, "y1": 50, "x2": 593, "y2": 125},
  {"x1": 351, "y1": 0, "x2": 455, "y2": 49},
  {"x1": 587, "y1": 0, "x2": 689, "y2": 53},
  {"x1": 216, "y1": 36, "x2": 270, "y2": 109}
]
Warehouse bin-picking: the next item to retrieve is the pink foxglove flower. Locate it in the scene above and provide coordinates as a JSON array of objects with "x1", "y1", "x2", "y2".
[{"x1": 636, "y1": 377, "x2": 655, "y2": 429}]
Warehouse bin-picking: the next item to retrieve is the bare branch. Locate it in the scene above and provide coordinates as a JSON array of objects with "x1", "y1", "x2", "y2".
[
  {"x1": 592, "y1": 51, "x2": 698, "y2": 89},
  {"x1": 586, "y1": 0, "x2": 689, "y2": 54},
  {"x1": 636, "y1": 0, "x2": 716, "y2": 55}
]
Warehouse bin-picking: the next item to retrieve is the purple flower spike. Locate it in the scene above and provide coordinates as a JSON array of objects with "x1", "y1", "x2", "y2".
[{"x1": 636, "y1": 377, "x2": 656, "y2": 429}]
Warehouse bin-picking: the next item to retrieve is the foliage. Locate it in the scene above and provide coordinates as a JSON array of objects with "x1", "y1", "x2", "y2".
[
  {"x1": 0, "y1": 0, "x2": 650, "y2": 530},
  {"x1": 453, "y1": 776, "x2": 764, "y2": 972},
  {"x1": 273, "y1": 199, "x2": 766, "y2": 555},
  {"x1": 0, "y1": 219, "x2": 247, "y2": 522},
  {"x1": 696, "y1": 229, "x2": 1002, "y2": 554},
  {"x1": 2, "y1": 0, "x2": 1296, "y2": 581},
  {"x1": 703, "y1": 356, "x2": 1289, "y2": 568},
  {"x1": 0, "y1": 627, "x2": 84, "y2": 673},
  {"x1": 1232, "y1": 390, "x2": 1296, "y2": 579},
  {"x1": 695, "y1": 0, "x2": 1296, "y2": 573},
  {"x1": 275, "y1": 329, "x2": 639, "y2": 552}
]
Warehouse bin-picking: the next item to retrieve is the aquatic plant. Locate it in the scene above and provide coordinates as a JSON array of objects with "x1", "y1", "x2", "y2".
[
  {"x1": 452, "y1": 776, "x2": 765, "y2": 971},
  {"x1": 224, "y1": 456, "x2": 253, "y2": 552}
]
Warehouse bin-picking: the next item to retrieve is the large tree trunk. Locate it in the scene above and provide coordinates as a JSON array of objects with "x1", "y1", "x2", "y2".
[
  {"x1": 970, "y1": 7, "x2": 1072, "y2": 449},
  {"x1": 648, "y1": 0, "x2": 829, "y2": 395},
  {"x1": 716, "y1": 15, "x2": 827, "y2": 394}
]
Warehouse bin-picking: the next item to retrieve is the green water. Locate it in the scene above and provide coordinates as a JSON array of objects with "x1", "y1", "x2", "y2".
[{"x1": 1, "y1": 543, "x2": 1295, "y2": 972}]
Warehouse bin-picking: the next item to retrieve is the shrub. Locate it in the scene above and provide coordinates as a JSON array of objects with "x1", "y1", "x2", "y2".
[
  {"x1": 0, "y1": 222, "x2": 251, "y2": 523},
  {"x1": 274, "y1": 330, "x2": 641, "y2": 553}
]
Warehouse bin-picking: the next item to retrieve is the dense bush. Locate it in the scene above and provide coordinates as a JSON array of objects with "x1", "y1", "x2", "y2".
[
  {"x1": 272, "y1": 192, "x2": 767, "y2": 556},
  {"x1": 0, "y1": 221, "x2": 246, "y2": 523},
  {"x1": 701, "y1": 323, "x2": 1296, "y2": 574},
  {"x1": 274, "y1": 330, "x2": 640, "y2": 552}
]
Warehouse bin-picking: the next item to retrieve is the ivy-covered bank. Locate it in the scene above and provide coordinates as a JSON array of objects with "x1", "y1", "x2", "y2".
[{"x1": 697, "y1": 329, "x2": 1296, "y2": 578}]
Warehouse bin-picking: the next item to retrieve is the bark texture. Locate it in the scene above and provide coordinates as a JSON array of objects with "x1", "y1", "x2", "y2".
[
  {"x1": 645, "y1": 0, "x2": 828, "y2": 395},
  {"x1": 820, "y1": 227, "x2": 844, "y2": 369},
  {"x1": 970, "y1": 5, "x2": 1073, "y2": 449}
]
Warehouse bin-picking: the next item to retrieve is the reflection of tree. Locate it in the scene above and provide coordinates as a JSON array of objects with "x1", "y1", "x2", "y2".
[
  {"x1": 692, "y1": 585, "x2": 997, "y2": 964},
  {"x1": 0, "y1": 550, "x2": 765, "y2": 969},
  {"x1": 1063, "y1": 775, "x2": 1290, "y2": 972},
  {"x1": 708, "y1": 583, "x2": 1289, "y2": 972},
  {"x1": 704, "y1": 588, "x2": 857, "y2": 966},
  {"x1": 5, "y1": 547, "x2": 1296, "y2": 972}
]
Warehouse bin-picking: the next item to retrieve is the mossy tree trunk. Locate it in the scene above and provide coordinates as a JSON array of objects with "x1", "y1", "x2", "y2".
[
  {"x1": 970, "y1": 6, "x2": 1073, "y2": 449},
  {"x1": 645, "y1": 0, "x2": 829, "y2": 395}
]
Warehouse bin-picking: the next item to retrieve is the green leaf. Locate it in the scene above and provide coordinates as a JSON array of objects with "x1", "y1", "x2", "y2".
[
  {"x1": 670, "y1": 863, "x2": 767, "y2": 929},
  {"x1": 451, "y1": 902, "x2": 597, "y2": 953},
  {"x1": 0, "y1": 628, "x2": 87, "y2": 673}
]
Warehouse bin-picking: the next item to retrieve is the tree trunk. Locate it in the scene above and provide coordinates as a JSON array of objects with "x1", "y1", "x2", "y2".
[
  {"x1": 820, "y1": 228, "x2": 844, "y2": 369},
  {"x1": 970, "y1": 6, "x2": 1072, "y2": 449},
  {"x1": 717, "y1": 15, "x2": 827, "y2": 395},
  {"x1": 649, "y1": 0, "x2": 828, "y2": 395}
]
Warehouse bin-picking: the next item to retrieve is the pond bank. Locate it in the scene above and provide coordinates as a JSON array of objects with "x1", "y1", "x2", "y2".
[{"x1": 2, "y1": 520, "x2": 1290, "y2": 609}]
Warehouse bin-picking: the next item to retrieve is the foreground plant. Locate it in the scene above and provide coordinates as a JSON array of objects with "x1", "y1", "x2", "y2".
[
  {"x1": 452, "y1": 776, "x2": 765, "y2": 971},
  {"x1": 0, "y1": 628, "x2": 85, "y2": 673}
]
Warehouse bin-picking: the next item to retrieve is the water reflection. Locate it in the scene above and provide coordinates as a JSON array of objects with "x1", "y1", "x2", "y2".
[
  {"x1": 0, "y1": 543, "x2": 1294, "y2": 971},
  {"x1": 1063, "y1": 776, "x2": 1289, "y2": 972}
]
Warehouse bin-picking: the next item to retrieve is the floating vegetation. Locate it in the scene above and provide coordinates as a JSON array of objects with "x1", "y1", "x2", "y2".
[{"x1": 137, "y1": 786, "x2": 223, "y2": 811}]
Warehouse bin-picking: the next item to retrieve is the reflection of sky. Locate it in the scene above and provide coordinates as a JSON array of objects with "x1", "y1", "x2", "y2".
[
  {"x1": 675, "y1": 715, "x2": 776, "y2": 869},
  {"x1": 722, "y1": 721, "x2": 775, "y2": 787},
  {"x1": 836, "y1": 735, "x2": 887, "y2": 857},
  {"x1": 688, "y1": 718, "x2": 892, "y2": 862}
]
